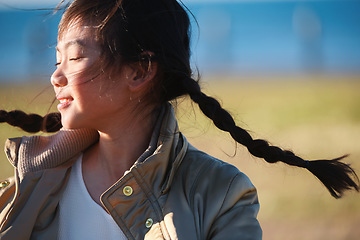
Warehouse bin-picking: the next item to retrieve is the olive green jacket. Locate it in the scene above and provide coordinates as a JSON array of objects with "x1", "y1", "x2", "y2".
[{"x1": 0, "y1": 105, "x2": 262, "y2": 239}]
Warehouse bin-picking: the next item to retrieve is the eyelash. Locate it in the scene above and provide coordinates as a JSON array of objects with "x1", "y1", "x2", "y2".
[
  {"x1": 55, "y1": 57, "x2": 82, "y2": 66},
  {"x1": 70, "y1": 57, "x2": 82, "y2": 61}
]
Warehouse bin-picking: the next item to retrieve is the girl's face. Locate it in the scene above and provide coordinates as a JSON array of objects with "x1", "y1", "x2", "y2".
[{"x1": 51, "y1": 21, "x2": 134, "y2": 130}]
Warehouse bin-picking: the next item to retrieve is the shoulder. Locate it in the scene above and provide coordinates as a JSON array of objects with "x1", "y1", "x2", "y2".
[
  {"x1": 179, "y1": 144, "x2": 256, "y2": 194},
  {"x1": 175, "y1": 144, "x2": 262, "y2": 239}
]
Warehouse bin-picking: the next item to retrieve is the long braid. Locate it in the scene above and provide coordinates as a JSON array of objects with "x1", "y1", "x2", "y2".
[
  {"x1": 0, "y1": 110, "x2": 62, "y2": 133},
  {"x1": 181, "y1": 76, "x2": 359, "y2": 198}
]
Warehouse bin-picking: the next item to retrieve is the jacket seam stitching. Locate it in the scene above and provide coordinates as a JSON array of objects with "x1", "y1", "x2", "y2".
[
  {"x1": 206, "y1": 173, "x2": 239, "y2": 239},
  {"x1": 189, "y1": 159, "x2": 218, "y2": 201},
  {"x1": 216, "y1": 173, "x2": 239, "y2": 218},
  {"x1": 189, "y1": 160, "x2": 218, "y2": 239}
]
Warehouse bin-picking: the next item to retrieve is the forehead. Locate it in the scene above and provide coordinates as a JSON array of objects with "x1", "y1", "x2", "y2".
[{"x1": 57, "y1": 20, "x2": 98, "y2": 50}]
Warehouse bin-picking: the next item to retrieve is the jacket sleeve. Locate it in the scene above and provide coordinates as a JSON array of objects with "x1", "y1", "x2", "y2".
[{"x1": 207, "y1": 171, "x2": 262, "y2": 240}]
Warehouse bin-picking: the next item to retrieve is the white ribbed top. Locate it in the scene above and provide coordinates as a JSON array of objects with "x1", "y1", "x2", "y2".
[{"x1": 58, "y1": 155, "x2": 127, "y2": 240}]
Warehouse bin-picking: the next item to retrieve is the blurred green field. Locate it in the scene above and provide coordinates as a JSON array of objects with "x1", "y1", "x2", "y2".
[{"x1": 1, "y1": 76, "x2": 360, "y2": 239}]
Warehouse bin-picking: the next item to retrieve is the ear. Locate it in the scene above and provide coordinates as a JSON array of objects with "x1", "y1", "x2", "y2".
[{"x1": 128, "y1": 52, "x2": 158, "y2": 91}]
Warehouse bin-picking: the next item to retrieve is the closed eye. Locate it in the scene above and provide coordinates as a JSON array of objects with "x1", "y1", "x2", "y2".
[
  {"x1": 69, "y1": 57, "x2": 82, "y2": 61},
  {"x1": 54, "y1": 57, "x2": 83, "y2": 67}
]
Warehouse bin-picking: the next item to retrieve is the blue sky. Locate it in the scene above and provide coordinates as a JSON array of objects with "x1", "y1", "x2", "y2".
[
  {"x1": 1, "y1": 0, "x2": 357, "y2": 8},
  {"x1": 1, "y1": 0, "x2": 355, "y2": 5},
  {"x1": 0, "y1": 0, "x2": 359, "y2": 80},
  {"x1": 0, "y1": 0, "x2": 58, "y2": 9}
]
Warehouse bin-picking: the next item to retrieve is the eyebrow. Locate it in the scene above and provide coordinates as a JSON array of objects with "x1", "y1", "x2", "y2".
[{"x1": 56, "y1": 39, "x2": 86, "y2": 52}]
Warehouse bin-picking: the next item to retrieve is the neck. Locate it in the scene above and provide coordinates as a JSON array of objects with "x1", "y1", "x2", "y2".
[{"x1": 82, "y1": 105, "x2": 160, "y2": 202}]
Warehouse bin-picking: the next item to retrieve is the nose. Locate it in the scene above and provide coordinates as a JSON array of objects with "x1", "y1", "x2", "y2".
[{"x1": 51, "y1": 67, "x2": 68, "y2": 87}]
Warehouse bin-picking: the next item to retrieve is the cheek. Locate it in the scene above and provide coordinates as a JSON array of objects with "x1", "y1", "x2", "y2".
[
  {"x1": 66, "y1": 63, "x2": 102, "y2": 86},
  {"x1": 72, "y1": 79, "x2": 112, "y2": 107},
  {"x1": 69, "y1": 84, "x2": 95, "y2": 109},
  {"x1": 72, "y1": 72, "x2": 131, "y2": 107},
  {"x1": 96, "y1": 73, "x2": 129, "y2": 97},
  {"x1": 66, "y1": 71, "x2": 98, "y2": 87}
]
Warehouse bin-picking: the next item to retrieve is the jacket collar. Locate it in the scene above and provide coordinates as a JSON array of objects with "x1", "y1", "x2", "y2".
[
  {"x1": 4, "y1": 103, "x2": 188, "y2": 191},
  {"x1": 126, "y1": 103, "x2": 188, "y2": 195},
  {"x1": 5, "y1": 128, "x2": 99, "y2": 179}
]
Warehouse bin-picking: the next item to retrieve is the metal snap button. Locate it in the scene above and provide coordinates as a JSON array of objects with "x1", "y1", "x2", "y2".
[
  {"x1": 0, "y1": 180, "x2": 10, "y2": 188},
  {"x1": 123, "y1": 186, "x2": 133, "y2": 196},
  {"x1": 145, "y1": 218, "x2": 153, "y2": 228}
]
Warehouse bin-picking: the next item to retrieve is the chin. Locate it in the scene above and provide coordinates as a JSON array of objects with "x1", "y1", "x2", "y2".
[
  {"x1": 60, "y1": 116, "x2": 82, "y2": 130},
  {"x1": 61, "y1": 122, "x2": 78, "y2": 130},
  {"x1": 61, "y1": 116, "x2": 96, "y2": 130}
]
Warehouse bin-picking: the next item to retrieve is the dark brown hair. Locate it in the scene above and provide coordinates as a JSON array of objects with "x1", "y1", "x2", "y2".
[{"x1": 0, "y1": 0, "x2": 358, "y2": 198}]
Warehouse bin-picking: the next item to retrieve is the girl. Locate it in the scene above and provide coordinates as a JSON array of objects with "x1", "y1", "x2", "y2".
[{"x1": 0, "y1": 0, "x2": 358, "y2": 239}]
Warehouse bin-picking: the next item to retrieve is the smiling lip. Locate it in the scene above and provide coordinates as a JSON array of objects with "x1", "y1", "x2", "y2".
[{"x1": 57, "y1": 98, "x2": 73, "y2": 110}]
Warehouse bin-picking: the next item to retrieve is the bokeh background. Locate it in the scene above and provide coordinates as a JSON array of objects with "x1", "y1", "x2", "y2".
[{"x1": 0, "y1": 0, "x2": 359, "y2": 239}]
